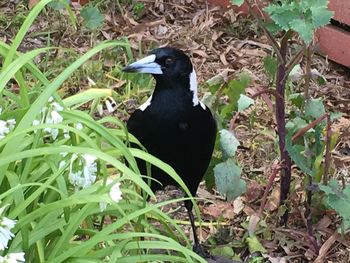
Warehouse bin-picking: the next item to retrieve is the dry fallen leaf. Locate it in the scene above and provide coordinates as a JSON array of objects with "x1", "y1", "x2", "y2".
[
  {"x1": 248, "y1": 214, "x2": 260, "y2": 235},
  {"x1": 265, "y1": 187, "x2": 280, "y2": 211},
  {"x1": 202, "y1": 199, "x2": 242, "y2": 220}
]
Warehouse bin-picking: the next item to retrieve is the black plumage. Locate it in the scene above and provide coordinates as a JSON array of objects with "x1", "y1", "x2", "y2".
[{"x1": 123, "y1": 47, "x2": 217, "y2": 254}]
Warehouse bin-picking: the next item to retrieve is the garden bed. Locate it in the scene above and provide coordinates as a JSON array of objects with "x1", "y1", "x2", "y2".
[{"x1": 209, "y1": 0, "x2": 350, "y2": 68}]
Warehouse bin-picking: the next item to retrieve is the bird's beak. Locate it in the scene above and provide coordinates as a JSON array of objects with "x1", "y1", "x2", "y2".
[{"x1": 122, "y1": 54, "x2": 163, "y2": 74}]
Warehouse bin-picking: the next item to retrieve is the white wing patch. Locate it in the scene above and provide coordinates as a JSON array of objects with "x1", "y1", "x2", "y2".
[
  {"x1": 138, "y1": 95, "x2": 153, "y2": 111},
  {"x1": 189, "y1": 70, "x2": 206, "y2": 110}
]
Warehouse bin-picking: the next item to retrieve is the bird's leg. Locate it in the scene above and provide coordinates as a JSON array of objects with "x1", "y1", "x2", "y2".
[{"x1": 185, "y1": 201, "x2": 207, "y2": 257}]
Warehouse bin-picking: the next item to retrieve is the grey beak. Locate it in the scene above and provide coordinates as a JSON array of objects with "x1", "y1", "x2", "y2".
[{"x1": 122, "y1": 54, "x2": 163, "y2": 74}]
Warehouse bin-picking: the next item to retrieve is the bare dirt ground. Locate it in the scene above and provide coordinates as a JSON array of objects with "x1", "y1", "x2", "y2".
[{"x1": 1, "y1": 0, "x2": 350, "y2": 262}]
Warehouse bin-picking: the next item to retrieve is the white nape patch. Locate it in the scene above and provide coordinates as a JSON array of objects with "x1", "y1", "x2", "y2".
[
  {"x1": 138, "y1": 95, "x2": 153, "y2": 111},
  {"x1": 189, "y1": 70, "x2": 206, "y2": 110}
]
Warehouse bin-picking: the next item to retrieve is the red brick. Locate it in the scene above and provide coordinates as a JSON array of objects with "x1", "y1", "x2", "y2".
[
  {"x1": 329, "y1": 0, "x2": 350, "y2": 25},
  {"x1": 315, "y1": 25, "x2": 350, "y2": 68}
]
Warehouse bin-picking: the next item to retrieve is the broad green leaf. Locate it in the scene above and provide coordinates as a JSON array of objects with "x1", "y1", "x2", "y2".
[
  {"x1": 264, "y1": 0, "x2": 333, "y2": 43},
  {"x1": 219, "y1": 129, "x2": 240, "y2": 159},
  {"x1": 264, "y1": 3, "x2": 300, "y2": 31},
  {"x1": 81, "y1": 6, "x2": 104, "y2": 30},
  {"x1": 305, "y1": 98, "x2": 326, "y2": 119},
  {"x1": 206, "y1": 74, "x2": 225, "y2": 88},
  {"x1": 246, "y1": 235, "x2": 267, "y2": 253},
  {"x1": 311, "y1": 6, "x2": 333, "y2": 28},
  {"x1": 225, "y1": 73, "x2": 251, "y2": 111},
  {"x1": 230, "y1": 0, "x2": 244, "y2": 6},
  {"x1": 204, "y1": 156, "x2": 221, "y2": 190},
  {"x1": 285, "y1": 132, "x2": 313, "y2": 175},
  {"x1": 289, "y1": 19, "x2": 314, "y2": 43},
  {"x1": 48, "y1": 0, "x2": 66, "y2": 10},
  {"x1": 214, "y1": 159, "x2": 246, "y2": 200},
  {"x1": 286, "y1": 117, "x2": 309, "y2": 134},
  {"x1": 211, "y1": 246, "x2": 234, "y2": 258},
  {"x1": 238, "y1": 94, "x2": 254, "y2": 112},
  {"x1": 201, "y1": 92, "x2": 215, "y2": 109},
  {"x1": 319, "y1": 181, "x2": 350, "y2": 230},
  {"x1": 288, "y1": 93, "x2": 304, "y2": 108}
]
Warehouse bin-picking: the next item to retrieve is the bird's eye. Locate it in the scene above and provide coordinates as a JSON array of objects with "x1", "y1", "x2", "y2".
[{"x1": 164, "y1": 57, "x2": 175, "y2": 66}]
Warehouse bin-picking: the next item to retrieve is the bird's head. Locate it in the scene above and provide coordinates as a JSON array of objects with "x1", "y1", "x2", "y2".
[{"x1": 122, "y1": 47, "x2": 193, "y2": 79}]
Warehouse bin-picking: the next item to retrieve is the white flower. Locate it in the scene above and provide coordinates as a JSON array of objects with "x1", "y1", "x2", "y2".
[
  {"x1": 34, "y1": 98, "x2": 65, "y2": 140},
  {"x1": 63, "y1": 129, "x2": 70, "y2": 139},
  {"x1": 68, "y1": 154, "x2": 97, "y2": 190},
  {"x1": 0, "y1": 209, "x2": 16, "y2": 251},
  {"x1": 0, "y1": 252, "x2": 25, "y2": 263},
  {"x1": 105, "y1": 100, "x2": 114, "y2": 113},
  {"x1": 99, "y1": 179, "x2": 122, "y2": 212},
  {"x1": 32, "y1": 120, "x2": 40, "y2": 126},
  {"x1": 6, "y1": 120, "x2": 15, "y2": 130},
  {"x1": 50, "y1": 110, "x2": 63, "y2": 124},
  {"x1": 99, "y1": 202, "x2": 107, "y2": 212},
  {"x1": 109, "y1": 182, "x2": 122, "y2": 203},
  {"x1": 75, "y1": 123, "x2": 83, "y2": 130},
  {"x1": 97, "y1": 104, "x2": 103, "y2": 116},
  {"x1": 44, "y1": 110, "x2": 63, "y2": 140},
  {"x1": 0, "y1": 121, "x2": 10, "y2": 140},
  {"x1": 51, "y1": 102, "x2": 63, "y2": 112},
  {"x1": 87, "y1": 77, "x2": 96, "y2": 86},
  {"x1": 82, "y1": 154, "x2": 96, "y2": 165},
  {"x1": 0, "y1": 119, "x2": 16, "y2": 141}
]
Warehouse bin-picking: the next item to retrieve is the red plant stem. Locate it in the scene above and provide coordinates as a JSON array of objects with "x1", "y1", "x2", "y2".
[
  {"x1": 251, "y1": 88, "x2": 284, "y2": 101},
  {"x1": 229, "y1": 112, "x2": 240, "y2": 131},
  {"x1": 305, "y1": 174, "x2": 320, "y2": 252},
  {"x1": 304, "y1": 45, "x2": 312, "y2": 100},
  {"x1": 292, "y1": 114, "x2": 328, "y2": 143},
  {"x1": 323, "y1": 114, "x2": 332, "y2": 185},
  {"x1": 276, "y1": 31, "x2": 293, "y2": 226},
  {"x1": 257, "y1": 162, "x2": 280, "y2": 217}
]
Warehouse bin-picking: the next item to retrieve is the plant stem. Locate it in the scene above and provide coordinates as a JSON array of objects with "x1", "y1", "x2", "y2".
[
  {"x1": 304, "y1": 44, "x2": 312, "y2": 100},
  {"x1": 285, "y1": 46, "x2": 306, "y2": 79},
  {"x1": 258, "y1": 162, "x2": 280, "y2": 217},
  {"x1": 323, "y1": 114, "x2": 332, "y2": 185},
  {"x1": 305, "y1": 174, "x2": 320, "y2": 252},
  {"x1": 276, "y1": 30, "x2": 293, "y2": 226},
  {"x1": 291, "y1": 113, "x2": 328, "y2": 143}
]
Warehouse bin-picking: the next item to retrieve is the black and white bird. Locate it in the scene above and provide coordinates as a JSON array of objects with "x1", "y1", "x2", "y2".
[{"x1": 123, "y1": 47, "x2": 217, "y2": 254}]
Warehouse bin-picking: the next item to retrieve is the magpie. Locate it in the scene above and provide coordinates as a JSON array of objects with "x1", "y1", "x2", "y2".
[{"x1": 123, "y1": 47, "x2": 217, "y2": 255}]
